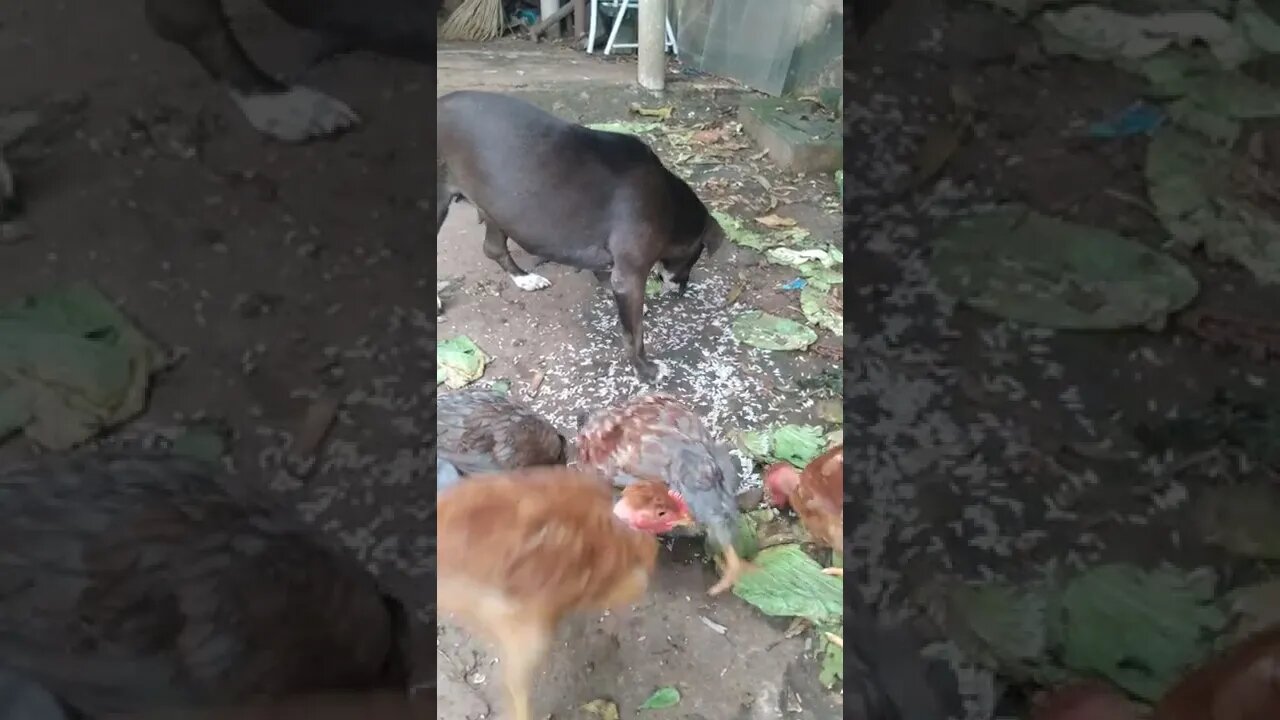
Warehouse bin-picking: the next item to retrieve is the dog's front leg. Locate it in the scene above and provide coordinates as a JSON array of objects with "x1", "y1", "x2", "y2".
[{"x1": 609, "y1": 266, "x2": 656, "y2": 381}]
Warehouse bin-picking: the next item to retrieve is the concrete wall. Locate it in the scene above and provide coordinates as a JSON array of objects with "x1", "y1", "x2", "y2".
[{"x1": 786, "y1": 0, "x2": 842, "y2": 96}]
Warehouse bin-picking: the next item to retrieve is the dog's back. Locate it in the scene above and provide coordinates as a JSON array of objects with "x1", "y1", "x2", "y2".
[{"x1": 436, "y1": 91, "x2": 709, "y2": 268}]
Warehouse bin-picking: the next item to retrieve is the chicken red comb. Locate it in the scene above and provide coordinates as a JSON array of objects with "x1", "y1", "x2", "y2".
[{"x1": 762, "y1": 463, "x2": 800, "y2": 506}]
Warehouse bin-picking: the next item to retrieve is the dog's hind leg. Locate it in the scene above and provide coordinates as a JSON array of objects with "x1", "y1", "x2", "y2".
[
  {"x1": 144, "y1": 0, "x2": 358, "y2": 142},
  {"x1": 436, "y1": 169, "x2": 460, "y2": 236},
  {"x1": 480, "y1": 217, "x2": 551, "y2": 292}
]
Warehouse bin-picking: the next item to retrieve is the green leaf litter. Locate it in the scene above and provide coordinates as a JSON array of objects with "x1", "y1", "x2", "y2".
[
  {"x1": 1140, "y1": 51, "x2": 1280, "y2": 145},
  {"x1": 800, "y1": 284, "x2": 842, "y2": 335},
  {"x1": 944, "y1": 581, "x2": 1051, "y2": 680},
  {"x1": 772, "y1": 424, "x2": 827, "y2": 467},
  {"x1": 1050, "y1": 564, "x2": 1225, "y2": 701},
  {"x1": 436, "y1": 335, "x2": 489, "y2": 389},
  {"x1": 0, "y1": 283, "x2": 166, "y2": 450},
  {"x1": 930, "y1": 205, "x2": 1199, "y2": 330},
  {"x1": 766, "y1": 246, "x2": 845, "y2": 293},
  {"x1": 638, "y1": 687, "x2": 680, "y2": 710},
  {"x1": 1146, "y1": 127, "x2": 1280, "y2": 285},
  {"x1": 713, "y1": 211, "x2": 814, "y2": 252},
  {"x1": 713, "y1": 211, "x2": 775, "y2": 252},
  {"x1": 945, "y1": 563, "x2": 1226, "y2": 701},
  {"x1": 732, "y1": 544, "x2": 843, "y2": 624},
  {"x1": 736, "y1": 424, "x2": 826, "y2": 467},
  {"x1": 731, "y1": 311, "x2": 817, "y2": 351}
]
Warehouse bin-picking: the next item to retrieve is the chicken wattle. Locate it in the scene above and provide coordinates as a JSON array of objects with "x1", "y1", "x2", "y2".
[{"x1": 576, "y1": 393, "x2": 750, "y2": 596}]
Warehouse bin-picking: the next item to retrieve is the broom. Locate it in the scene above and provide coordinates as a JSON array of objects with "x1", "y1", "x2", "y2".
[{"x1": 440, "y1": 0, "x2": 506, "y2": 42}]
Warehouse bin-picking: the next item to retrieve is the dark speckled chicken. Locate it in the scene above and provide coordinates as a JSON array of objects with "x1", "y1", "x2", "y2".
[
  {"x1": 575, "y1": 393, "x2": 749, "y2": 595},
  {"x1": 436, "y1": 389, "x2": 567, "y2": 477},
  {"x1": 0, "y1": 452, "x2": 410, "y2": 719}
]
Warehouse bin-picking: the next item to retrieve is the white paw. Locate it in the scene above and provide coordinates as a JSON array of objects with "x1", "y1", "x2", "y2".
[
  {"x1": 512, "y1": 273, "x2": 551, "y2": 292},
  {"x1": 230, "y1": 86, "x2": 360, "y2": 142}
]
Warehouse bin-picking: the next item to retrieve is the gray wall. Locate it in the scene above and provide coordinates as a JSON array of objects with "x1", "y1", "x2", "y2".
[{"x1": 673, "y1": 0, "x2": 842, "y2": 96}]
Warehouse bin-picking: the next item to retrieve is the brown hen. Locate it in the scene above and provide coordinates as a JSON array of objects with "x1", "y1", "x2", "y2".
[
  {"x1": 436, "y1": 467, "x2": 660, "y2": 720},
  {"x1": 764, "y1": 443, "x2": 844, "y2": 576},
  {"x1": 576, "y1": 393, "x2": 749, "y2": 596}
]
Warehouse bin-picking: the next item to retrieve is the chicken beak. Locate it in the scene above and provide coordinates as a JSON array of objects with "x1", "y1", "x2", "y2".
[{"x1": 674, "y1": 516, "x2": 696, "y2": 528}]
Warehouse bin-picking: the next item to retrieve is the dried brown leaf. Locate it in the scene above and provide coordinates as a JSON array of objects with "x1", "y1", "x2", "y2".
[{"x1": 754, "y1": 214, "x2": 796, "y2": 228}]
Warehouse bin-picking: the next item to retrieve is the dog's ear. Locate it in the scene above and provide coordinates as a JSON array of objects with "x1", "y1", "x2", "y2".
[{"x1": 702, "y1": 214, "x2": 726, "y2": 256}]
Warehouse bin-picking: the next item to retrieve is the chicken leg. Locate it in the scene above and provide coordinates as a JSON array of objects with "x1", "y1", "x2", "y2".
[
  {"x1": 708, "y1": 545, "x2": 754, "y2": 596},
  {"x1": 822, "y1": 549, "x2": 843, "y2": 578},
  {"x1": 491, "y1": 613, "x2": 551, "y2": 720}
]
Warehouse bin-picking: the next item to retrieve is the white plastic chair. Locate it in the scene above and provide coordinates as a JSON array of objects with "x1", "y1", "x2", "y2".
[{"x1": 587, "y1": 0, "x2": 678, "y2": 55}]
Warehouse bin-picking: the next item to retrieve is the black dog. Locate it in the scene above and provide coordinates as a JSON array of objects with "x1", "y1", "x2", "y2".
[
  {"x1": 436, "y1": 91, "x2": 725, "y2": 381},
  {"x1": 143, "y1": 0, "x2": 432, "y2": 141}
]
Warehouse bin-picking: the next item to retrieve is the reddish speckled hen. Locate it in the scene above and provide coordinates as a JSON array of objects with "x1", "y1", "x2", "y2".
[
  {"x1": 575, "y1": 393, "x2": 749, "y2": 596},
  {"x1": 437, "y1": 467, "x2": 664, "y2": 720},
  {"x1": 436, "y1": 388, "x2": 566, "y2": 488},
  {"x1": 763, "y1": 443, "x2": 844, "y2": 577}
]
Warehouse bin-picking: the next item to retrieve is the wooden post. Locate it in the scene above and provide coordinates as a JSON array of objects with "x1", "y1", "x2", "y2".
[
  {"x1": 530, "y1": 2, "x2": 575, "y2": 39},
  {"x1": 573, "y1": 0, "x2": 587, "y2": 40},
  {"x1": 637, "y1": 0, "x2": 667, "y2": 92},
  {"x1": 540, "y1": 0, "x2": 563, "y2": 39}
]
